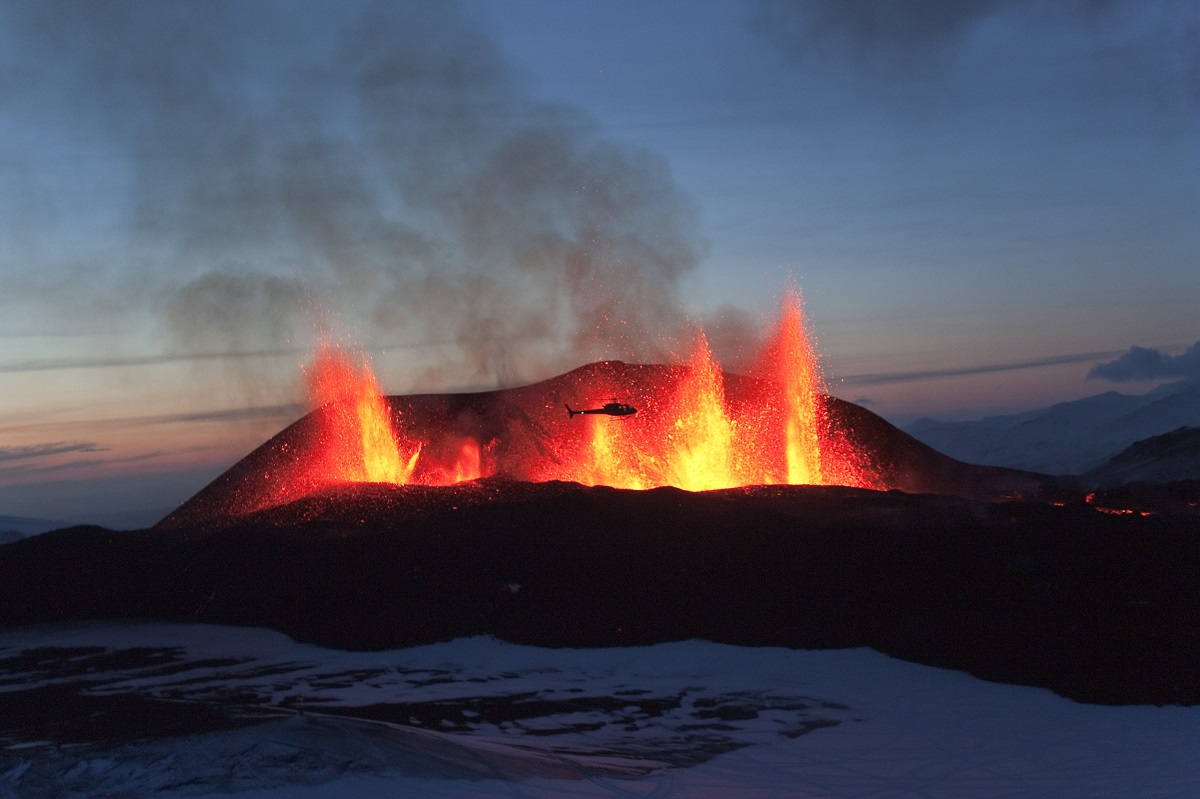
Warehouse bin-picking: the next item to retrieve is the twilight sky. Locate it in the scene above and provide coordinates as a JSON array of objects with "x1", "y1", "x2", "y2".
[{"x1": 1, "y1": 0, "x2": 1197, "y2": 525}]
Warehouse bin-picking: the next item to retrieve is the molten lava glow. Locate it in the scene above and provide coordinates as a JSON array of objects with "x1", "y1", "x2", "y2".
[
  {"x1": 563, "y1": 293, "x2": 872, "y2": 491},
  {"x1": 291, "y1": 290, "x2": 871, "y2": 502},
  {"x1": 306, "y1": 345, "x2": 422, "y2": 484},
  {"x1": 453, "y1": 440, "x2": 482, "y2": 483},
  {"x1": 577, "y1": 334, "x2": 750, "y2": 491},
  {"x1": 770, "y1": 291, "x2": 824, "y2": 485},
  {"x1": 420, "y1": 438, "x2": 486, "y2": 485},
  {"x1": 665, "y1": 334, "x2": 743, "y2": 491},
  {"x1": 302, "y1": 345, "x2": 485, "y2": 489}
]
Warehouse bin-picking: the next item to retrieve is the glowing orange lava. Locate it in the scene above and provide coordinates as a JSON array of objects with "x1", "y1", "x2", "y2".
[
  {"x1": 305, "y1": 344, "x2": 421, "y2": 484},
  {"x1": 303, "y1": 344, "x2": 488, "y2": 489},
  {"x1": 297, "y1": 290, "x2": 871, "y2": 498},
  {"x1": 570, "y1": 333, "x2": 752, "y2": 491},
  {"x1": 767, "y1": 289, "x2": 824, "y2": 485},
  {"x1": 561, "y1": 292, "x2": 872, "y2": 491}
]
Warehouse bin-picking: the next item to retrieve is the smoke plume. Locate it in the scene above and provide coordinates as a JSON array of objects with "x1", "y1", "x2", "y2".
[{"x1": 1, "y1": 0, "x2": 704, "y2": 396}]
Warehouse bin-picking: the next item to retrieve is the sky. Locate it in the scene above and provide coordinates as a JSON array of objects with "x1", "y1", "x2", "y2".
[{"x1": 1, "y1": 0, "x2": 1197, "y2": 525}]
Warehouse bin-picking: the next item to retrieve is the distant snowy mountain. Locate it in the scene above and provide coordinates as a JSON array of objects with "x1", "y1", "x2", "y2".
[{"x1": 905, "y1": 379, "x2": 1200, "y2": 475}]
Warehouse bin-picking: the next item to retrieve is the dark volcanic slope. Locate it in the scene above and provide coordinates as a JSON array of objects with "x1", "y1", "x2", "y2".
[
  {"x1": 3, "y1": 480, "x2": 1198, "y2": 706},
  {"x1": 161, "y1": 361, "x2": 1048, "y2": 530},
  {"x1": 1085, "y1": 426, "x2": 1200, "y2": 487}
]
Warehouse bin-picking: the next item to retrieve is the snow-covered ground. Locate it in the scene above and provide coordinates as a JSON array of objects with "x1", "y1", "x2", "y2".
[
  {"x1": 905, "y1": 378, "x2": 1200, "y2": 475},
  {"x1": 1, "y1": 623, "x2": 1197, "y2": 798}
]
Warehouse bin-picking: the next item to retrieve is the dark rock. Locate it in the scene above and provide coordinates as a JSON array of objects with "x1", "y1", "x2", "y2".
[
  {"x1": 1085, "y1": 426, "x2": 1200, "y2": 487},
  {"x1": 2, "y1": 481, "x2": 1198, "y2": 706}
]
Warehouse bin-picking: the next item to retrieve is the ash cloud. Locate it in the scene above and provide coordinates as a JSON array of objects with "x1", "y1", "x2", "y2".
[
  {"x1": 2, "y1": 1, "x2": 704, "y2": 395},
  {"x1": 1088, "y1": 340, "x2": 1200, "y2": 383}
]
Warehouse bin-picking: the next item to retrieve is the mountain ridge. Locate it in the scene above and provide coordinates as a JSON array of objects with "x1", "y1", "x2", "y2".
[
  {"x1": 1084, "y1": 426, "x2": 1200, "y2": 487},
  {"x1": 905, "y1": 379, "x2": 1200, "y2": 475}
]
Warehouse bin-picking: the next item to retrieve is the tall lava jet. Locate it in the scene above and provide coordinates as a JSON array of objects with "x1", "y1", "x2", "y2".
[{"x1": 304, "y1": 344, "x2": 423, "y2": 485}]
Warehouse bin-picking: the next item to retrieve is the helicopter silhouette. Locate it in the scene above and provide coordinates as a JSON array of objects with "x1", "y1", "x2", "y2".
[{"x1": 565, "y1": 399, "x2": 638, "y2": 419}]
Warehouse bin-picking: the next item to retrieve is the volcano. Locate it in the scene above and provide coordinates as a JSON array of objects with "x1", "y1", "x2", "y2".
[
  {"x1": 159, "y1": 360, "x2": 1047, "y2": 531},
  {"x1": 4, "y1": 361, "x2": 1199, "y2": 707}
]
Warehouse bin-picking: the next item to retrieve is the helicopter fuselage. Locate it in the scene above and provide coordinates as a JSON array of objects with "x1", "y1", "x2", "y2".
[{"x1": 565, "y1": 401, "x2": 637, "y2": 418}]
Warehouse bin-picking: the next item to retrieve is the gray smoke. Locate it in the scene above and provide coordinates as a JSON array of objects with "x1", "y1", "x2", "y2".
[{"x1": 2, "y1": 0, "x2": 704, "y2": 396}]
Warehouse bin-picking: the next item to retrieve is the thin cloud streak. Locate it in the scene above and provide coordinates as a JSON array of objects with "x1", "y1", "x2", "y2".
[
  {"x1": 0, "y1": 333, "x2": 562, "y2": 375},
  {"x1": 143, "y1": 404, "x2": 306, "y2": 426},
  {"x1": 0, "y1": 348, "x2": 305, "y2": 375},
  {"x1": 0, "y1": 406, "x2": 302, "y2": 447},
  {"x1": 840, "y1": 350, "x2": 1125, "y2": 387},
  {"x1": 0, "y1": 442, "x2": 107, "y2": 464},
  {"x1": 0, "y1": 450, "x2": 165, "y2": 482}
]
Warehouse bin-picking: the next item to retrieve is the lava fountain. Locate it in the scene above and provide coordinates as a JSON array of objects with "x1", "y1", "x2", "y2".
[
  {"x1": 252, "y1": 289, "x2": 870, "y2": 516},
  {"x1": 567, "y1": 332, "x2": 752, "y2": 491},
  {"x1": 302, "y1": 343, "x2": 490, "y2": 491},
  {"x1": 768, "y1": 290, "x2": 824, "y2": 485},
  {"x1": 560, "y1": 291, "x2": 869, "y2": 491},
  {"x1": 304, "y1": 343, "x2": 422, "y2": 485}
]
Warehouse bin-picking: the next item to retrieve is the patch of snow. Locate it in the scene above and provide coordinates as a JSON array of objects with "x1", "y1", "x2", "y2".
[{"x1": 1, "y1": 622, "x2": 1197, "y2": 798}]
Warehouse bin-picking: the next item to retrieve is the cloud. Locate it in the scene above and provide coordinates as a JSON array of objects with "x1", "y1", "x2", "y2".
[
  {"x1": 842, "y1": 350, "x2": 1123, "y2": 387},
  {"x1": 750, "y1": 0, "x2": 1004, "y2": 62},
  {"x1": 0, "y1": 348, "x2": 304, "y2": 374},
  {"x1": 144, "y1": 404, "x2": 305, "y2": 426},
  {"x1": 0, "y1": 450, "x2": 166, "y2": 482},
  {"x1": 1087, "y1": 340, "x2": 1200, "y2": 382},
  {"x1": 0, "y1": 442, "x2": 107, "y2": 464},
  {"x1": 749, "y1": 0, "x2": 1134, "y2": 63},
  {"x1": 747, "y1": 0, "x2": 1195, "y2": 122}
]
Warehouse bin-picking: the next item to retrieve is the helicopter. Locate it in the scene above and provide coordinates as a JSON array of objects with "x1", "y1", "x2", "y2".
[{"x1": 565, "y1": 399, "x2": 638, "y2": 418}]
